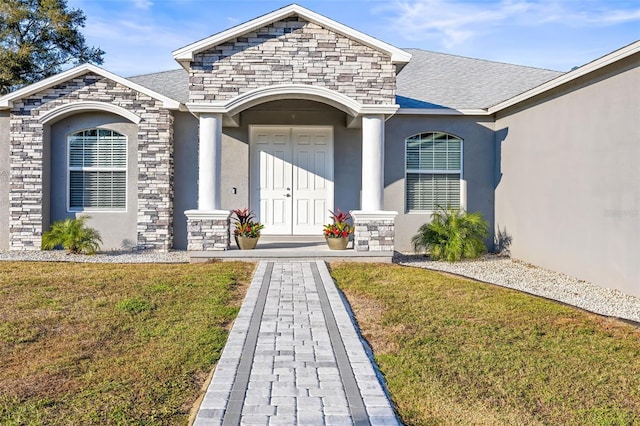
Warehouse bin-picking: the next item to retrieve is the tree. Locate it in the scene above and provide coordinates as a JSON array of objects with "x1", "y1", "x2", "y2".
[{"x1": 0, "y1": 0, "x2": 104, "y2": 94}]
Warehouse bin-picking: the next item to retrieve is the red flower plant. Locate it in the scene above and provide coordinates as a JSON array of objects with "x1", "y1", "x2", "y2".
[{"x1": 323, "y1": 209, "x2": 353, "y2": 239}]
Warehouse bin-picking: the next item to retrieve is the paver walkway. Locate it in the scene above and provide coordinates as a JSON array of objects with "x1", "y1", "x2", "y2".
[{"x1": 194, "y1": 260, "x2": 399, "y2": 426}]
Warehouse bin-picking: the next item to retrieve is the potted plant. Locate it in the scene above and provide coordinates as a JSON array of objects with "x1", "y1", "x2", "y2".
[
  {"x1": 323, "y1": 209, "x2": 353, "y2": 250},
  {"x1": 232, "y1": 208, "x2": 265, "y2": 250}
]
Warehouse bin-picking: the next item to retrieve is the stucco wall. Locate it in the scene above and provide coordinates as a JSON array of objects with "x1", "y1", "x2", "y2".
[
  {"x1": 385, "y1": 114, "x2": 496, "y2": 252},
  {"x1": 494, "y1": 54, "x2": 640, "y2": 297},
  {"x1": 189, "y1": 16, "x2": 395, "y2": 105},
  {"x1": 0, "y1": 111, "x2": 9, "y2": 250},
  {"x1": 173, "y1": 102, "x2": 497, "y2": 252},
  {"x1": 49, "y1": 113, "x2": 138, "y2": 250},
  {"x1": 172, "y1": 111, "x2": 198, "y2": 250}
]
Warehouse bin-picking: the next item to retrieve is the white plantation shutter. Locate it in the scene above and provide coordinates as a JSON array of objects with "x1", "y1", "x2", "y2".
[
  {"x1": 406, "y1": 133, "x2": 462, "y2": 212},
  {"x1": 68, "y1": 129, "x2": 127, "y2": 210}
]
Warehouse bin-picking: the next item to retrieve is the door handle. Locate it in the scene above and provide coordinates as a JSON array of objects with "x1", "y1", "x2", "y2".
[{"x1": 284, "y1": 194, "x2": 291, "y2": 197}]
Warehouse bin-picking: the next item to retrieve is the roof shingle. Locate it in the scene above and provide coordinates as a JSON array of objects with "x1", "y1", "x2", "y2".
[
  {"x1": 126, "y1": 49, "x2": 565, "y2": 110},
  {"x1": 396, "y1": 49, "x2": 564, "y2": 109},
  {"x1": 127, "y1": 69, "x2": 189, "y2": 104}
]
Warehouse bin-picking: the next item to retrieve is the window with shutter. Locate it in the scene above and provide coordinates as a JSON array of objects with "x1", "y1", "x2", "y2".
[
  {"x1": 405, "y1": 132, "x2": 462, "y2": 212},
  {"x1": 68, "y1": 129, "x2": 127, "y2": 211}
]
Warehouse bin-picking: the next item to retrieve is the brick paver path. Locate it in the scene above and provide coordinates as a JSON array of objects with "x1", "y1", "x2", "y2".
[{"x1": 194, "y1": 261, "x2": 399, "y2": 426}]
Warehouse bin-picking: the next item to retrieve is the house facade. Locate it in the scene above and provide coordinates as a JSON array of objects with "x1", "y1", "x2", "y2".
[{"x1": 0, "y1": 5, "x2": 638, "y2": 297}]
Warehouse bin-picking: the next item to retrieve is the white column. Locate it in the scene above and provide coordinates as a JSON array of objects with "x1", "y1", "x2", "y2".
[
  {"x1": 198, "y1": 113, "x2": 223, "y2": 210},
  {"x1": 361, "y1": 114, "x2": 385, "y2": 211}
]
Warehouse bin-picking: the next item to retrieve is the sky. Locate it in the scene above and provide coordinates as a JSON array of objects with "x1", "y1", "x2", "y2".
[{"x1": 67, "y1": 0, "x2": 640, "y2": 77}]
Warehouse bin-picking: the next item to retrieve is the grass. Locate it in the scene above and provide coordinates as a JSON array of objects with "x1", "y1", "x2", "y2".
[
  {"x1": 330, "y1": 263, "x2": 640, "y2": 426},
  {"x1": 0, "y1": 261, "x2": 253, "y2": 425}
]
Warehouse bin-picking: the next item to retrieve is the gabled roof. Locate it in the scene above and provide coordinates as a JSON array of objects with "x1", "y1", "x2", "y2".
[
  {"x1": 396, "y1": 49, "x2": 564, "y2": 111},
  {"x1": 489, "y1": 39, "x2": 640, "y2": 114},
  {"x1": 172, "y1": 3, "x2": 412, "y2": 67},
  {"x1": 0, "y1": 63, "x2": 181, "y2": 110},
  {"x1": 128, "y1": 40, "x2": 637, "y2": 115}
]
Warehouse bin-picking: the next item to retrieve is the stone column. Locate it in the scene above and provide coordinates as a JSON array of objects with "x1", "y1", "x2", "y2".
[
  {"x1": 351, "y1": 211, "x2": 398, "y2": 252},
  {"x1": 185, "y1": 112, "x2": 230, "y2": 251},
  {"x1": 361, "y1": 114, "x2": 385, "y2": 211},
  {"x1": 184, "y1": 209, "x2": 231, "y2": 251},
  {"x1": 354, "y1": 114, "x2": 397, "y2": 252}
]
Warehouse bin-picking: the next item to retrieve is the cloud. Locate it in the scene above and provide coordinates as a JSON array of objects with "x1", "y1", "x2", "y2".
[
  {"x1": 375, "y1": 0, "x2": 640, "y2": 47},
  {"x1": 372, "y1": 0, "x2": 533, "y2": 47},
  {"x1": 80, "y1": 16, "x2": 207, "y2": 76},
  {"x1": 133, "y1": 0, "x2": 153, "y2": 10},
  {"x1": 562, "y1": 6, "x2": 640, "y2": 26}
]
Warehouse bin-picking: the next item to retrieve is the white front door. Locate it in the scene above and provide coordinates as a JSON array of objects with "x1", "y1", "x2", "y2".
[{"x1": 250, "y1": 126, "x2": 334, "y2": 235}]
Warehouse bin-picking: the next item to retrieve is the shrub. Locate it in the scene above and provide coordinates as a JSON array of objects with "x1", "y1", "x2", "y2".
[
  {"x1": 41, "y1": 216, "x2": 102, "y2": 254},
  {"x1": 411, "y1": 207, "x2": 489, "y2": 261}
]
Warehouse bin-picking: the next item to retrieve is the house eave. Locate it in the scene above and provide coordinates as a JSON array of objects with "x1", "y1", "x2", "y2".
[
  {"x1": 395, "y1": 108, "x2": 491, "y2": 116},
  {"x1": 172, "y1": 4, "x2": 412, "y2": 65}
]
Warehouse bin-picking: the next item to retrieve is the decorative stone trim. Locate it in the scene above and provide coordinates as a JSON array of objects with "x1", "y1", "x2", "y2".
[
  {"x1": 185, "y1": 210, "x2": 231, "y2": 251},
  {"x1": 351, "y1": 210, "x2": 398, "y2": 252},
  {"x1": 189, "y1": 16, "x2": 395, "y2": 105},
  {"x1": 8, "y1": 73, "x2": 174, "y2": 251}
]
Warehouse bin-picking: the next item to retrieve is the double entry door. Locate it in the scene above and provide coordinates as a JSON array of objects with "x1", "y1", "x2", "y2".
[{"x1": 250, "y1": 126, "x2": 334, "y2": 235}]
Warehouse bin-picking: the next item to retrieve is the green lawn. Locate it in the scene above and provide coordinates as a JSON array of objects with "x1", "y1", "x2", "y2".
[
  {"x1": 4, "y1": 260, "x2": 640, "y2": 425},
  {"x1": 331, "y1": 263, "x2": 640, "y2": 426},
  {"x1": 0, "y1": 261, "x2": 253, "y2": 425}
]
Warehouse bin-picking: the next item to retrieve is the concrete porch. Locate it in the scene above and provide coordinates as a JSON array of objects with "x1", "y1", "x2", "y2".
[{"x1": 188, "y1": 236, "x2": 394, "y2": 263}]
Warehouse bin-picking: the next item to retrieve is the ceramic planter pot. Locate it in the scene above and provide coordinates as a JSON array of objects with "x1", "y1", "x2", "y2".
[
  {"x1": 235, "y1": 236, "x2": 259, "y2": 250},
  {"x1": 325, "y1": 236, "x2": 349, "y2": 250}
]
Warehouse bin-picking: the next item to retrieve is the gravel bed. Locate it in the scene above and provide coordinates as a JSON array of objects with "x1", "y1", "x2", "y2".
[
  {"x1": 0, "y1": 249, "x2": 190, "y2": 263},
  {"x1": 394, "y1": 253, "x2": 640, "y2": 324}
]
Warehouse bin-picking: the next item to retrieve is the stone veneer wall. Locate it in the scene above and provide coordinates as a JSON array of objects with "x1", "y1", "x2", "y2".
[
  {"x1": 189, "y1": 16, "x2": 395, "y2": 104},
  {"x1": 9, "y1": 73, "x2": 174, "y2": 251},
  {"x1": 353, "y1": 216, "x2": 396, "y2": 252},
  {"x1": 186, "y1": 214, "x2": 230, "y2": 251}
]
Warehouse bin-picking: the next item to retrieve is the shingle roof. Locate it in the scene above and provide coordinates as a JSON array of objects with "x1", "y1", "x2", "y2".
[
  {"x1": 126, "y1": 49, "x2": 564, "y2": 110},
  {"x1": 396, "y1": 49, "x2": 564, "y2": 110},
  {"x1": 127, "y1": 69, "x2": 189, "y2": 104}
]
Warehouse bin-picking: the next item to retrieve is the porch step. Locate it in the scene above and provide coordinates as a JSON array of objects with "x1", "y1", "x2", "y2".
[{"x1": 189, "y1": 236, "x2": 394, "y2": 263}]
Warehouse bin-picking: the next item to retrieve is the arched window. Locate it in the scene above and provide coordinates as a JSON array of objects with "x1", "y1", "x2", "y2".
[
  {"x1": 405, "y1": 132, "x2": 462, "y2": 212},
  {"x1": 67, "y1": 129, "x2": 127, "y2": 211}
]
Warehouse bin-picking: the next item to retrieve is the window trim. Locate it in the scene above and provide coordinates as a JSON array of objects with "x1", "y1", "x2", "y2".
[
  {"x1": 66, "y1": 128, "x2": 128, "y2": 213},
  {"x1": 404, "y1": 131, "x2": 465, "y2": 213}
]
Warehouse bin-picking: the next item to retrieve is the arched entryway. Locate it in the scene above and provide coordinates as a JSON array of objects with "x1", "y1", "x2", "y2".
[{"x1": 185, "y1": 84, "x2": 400, "y2": 252}]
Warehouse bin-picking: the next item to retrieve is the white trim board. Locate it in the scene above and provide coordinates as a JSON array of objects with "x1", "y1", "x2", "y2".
[
  {"x1": 0, "y1": 63, "x2": 181, "y2": 110},
  {"x1": 173, "y1": 4, "x2": 412, "y2": 66}
]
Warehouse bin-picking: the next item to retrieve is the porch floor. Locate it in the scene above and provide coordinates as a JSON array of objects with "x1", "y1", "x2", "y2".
[{"x1": 189, "y1": 236, "x2": 394, "y2": 263}]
